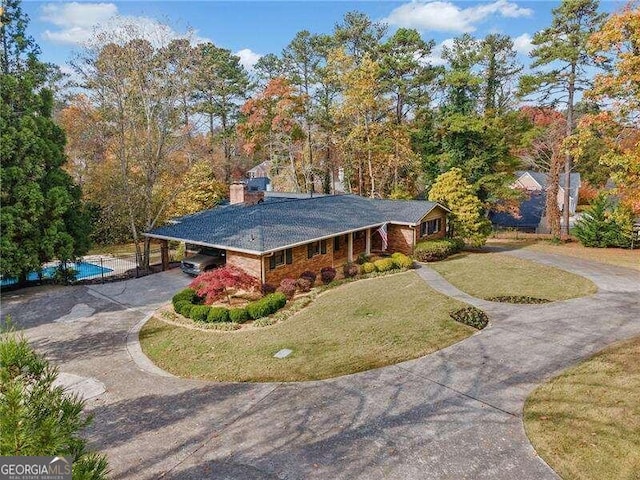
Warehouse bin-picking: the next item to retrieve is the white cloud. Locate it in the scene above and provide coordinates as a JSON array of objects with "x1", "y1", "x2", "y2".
[
  {"x1": 40, "y1": 2, "x2": 209, "y2": 47},
  {"x1": 41, "y1": 2, "x2": 117, "y2": 28},
  {"x1": 422, "y1": 38, "x2": 454, "y2": 66},
  {"x1": 384, "y1": 0, "x2": 533, "y2": 33},
  {"x1": 235, "y1": 48, "x2": 262, "y2": 71},
  {"x1": 513, "y1": 33, "x2": 533, "y2": 55}
]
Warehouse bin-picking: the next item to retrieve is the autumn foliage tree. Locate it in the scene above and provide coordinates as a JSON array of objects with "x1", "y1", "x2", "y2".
[
  {"x1": 571, "y1": 2, "x2": 640, "y2": 214},
  {"x1": 189, "y1": 266, "x2": 259, "y2": 305},
  {"x1": 428, "y1": 168, "x2": 491, "y2": 246},
  {"x1": 238, "y1": 78, "x2": 307, "y2": 191}
]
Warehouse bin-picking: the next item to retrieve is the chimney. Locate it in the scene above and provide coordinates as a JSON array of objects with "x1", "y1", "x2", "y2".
[{"x1": 229, "y1": 182, "x2": 264, "y2": 205}]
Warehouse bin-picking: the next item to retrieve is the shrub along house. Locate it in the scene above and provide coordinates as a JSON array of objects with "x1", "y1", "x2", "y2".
[{"x1": 146, "y1": 183, "x2": 449, "y2": 285}]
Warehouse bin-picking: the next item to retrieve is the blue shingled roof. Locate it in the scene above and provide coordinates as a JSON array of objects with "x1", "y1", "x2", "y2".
[
  {"x1": 147, "y1": 195, "x2": 445, "y2": 254},
  {"x1": 490, "y1": 191, "x2": 545, "y2": 230}
]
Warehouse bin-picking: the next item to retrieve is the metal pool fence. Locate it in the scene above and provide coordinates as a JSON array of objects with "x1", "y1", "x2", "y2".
[{"x1": 0, "y1": 246, "x2": 180, "y2": 290}]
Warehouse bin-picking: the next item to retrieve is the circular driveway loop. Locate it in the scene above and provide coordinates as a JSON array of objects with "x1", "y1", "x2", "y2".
[{"x1": 1, "y1": 251, "x2": 639, "y2": 480}]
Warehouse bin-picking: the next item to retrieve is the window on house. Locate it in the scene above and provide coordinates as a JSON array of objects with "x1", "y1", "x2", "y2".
[
  {"x1": 269, "y1": 248, "x2": 292, "y2": 269},
  {"x1": 307, "y1": 240, "x2": 327, "y2": 259},
  {"x1": 354, "y1": 231, "x2": 365, "y2": 240},
  {"x1": 334, "y1": 236, "x2": 341, "y2": 251},
  {"x1": 420, "y1": 218, "x2": 441, "y2": 236}
]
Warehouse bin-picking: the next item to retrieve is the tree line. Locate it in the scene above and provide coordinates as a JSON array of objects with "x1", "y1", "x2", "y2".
[{"x1": 1, "y1": 0, "x2": 638, "y2": 279}]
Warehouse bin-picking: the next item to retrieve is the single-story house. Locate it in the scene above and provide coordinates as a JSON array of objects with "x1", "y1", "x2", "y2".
[
  {"x1": 146, "y1": 183, "x2": 449, "y2": 284},
  {"x1": 513, "y1": 170, "x2": 581, "y2": 215}
]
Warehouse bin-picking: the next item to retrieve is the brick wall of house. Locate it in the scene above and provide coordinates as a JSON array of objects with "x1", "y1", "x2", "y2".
[
  {"x1": 388, "y1": 224, "x2": 416, "y2": 254},
  {"x1": 263, "y1": 229, "x2": 372, "y2": 286},
  {"x1": 333, "y1": 234, "x2": 350, "y2": 264},
  {"x1": 264, "y1": 241, "x2": 336, "y2": 285},
  {"x1": 226, "y1": 251, "x2": 263, "y2": 280}
]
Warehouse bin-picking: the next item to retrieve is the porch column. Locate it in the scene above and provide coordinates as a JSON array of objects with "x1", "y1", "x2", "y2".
[
  {"x1": 365, "y1": 228, "x2": 371, "y2": 255},
  {"x1": 160, "y1": 239, "x2": 169, "y2": 271},
  {"x1": 347, "y1": 232, "x2": 353, "y2": 263}
]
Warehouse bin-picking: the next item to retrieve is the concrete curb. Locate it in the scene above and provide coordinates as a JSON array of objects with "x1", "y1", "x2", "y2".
[{"x1": 126, "y1": 311, "x2": 176, "y2": 378}]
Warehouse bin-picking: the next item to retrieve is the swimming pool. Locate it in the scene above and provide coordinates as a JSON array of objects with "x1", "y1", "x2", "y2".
[{"x1": 0, "y1": 261, "x2": 114, "y2": 286}]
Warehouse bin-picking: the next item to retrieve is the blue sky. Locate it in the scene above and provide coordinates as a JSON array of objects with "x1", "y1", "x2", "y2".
[{"x1": 22, "y1": 0, "x2": 623, "y2": 71}]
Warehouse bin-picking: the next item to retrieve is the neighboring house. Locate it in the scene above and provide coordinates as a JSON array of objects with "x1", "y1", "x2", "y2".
[
  {"x1": 489, "y1": 191, "x2": 546, "y2": 233},
  {"x1": 513, "y1": 170, "x2": 581, "y2": 215},
  {"x1": 146, "y1": 183, "x2": 449, "y2": 284},
  {"x1": 247, "y1": 160, "x2": 272, "y2": 179},
  {"x1": 246, "y1": 160, "x2": 272, "y2": 192}
]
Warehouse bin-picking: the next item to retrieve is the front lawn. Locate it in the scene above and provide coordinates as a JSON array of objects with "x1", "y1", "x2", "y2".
[
  {"x1": 524, "y1": 337, "x2": 640, "y2": 479},
  {"x1": 526, "y1": 242, "x2": 640, "y2": 272},
  {"x1": 428, "y1": 252, "x2": 597, "y2": 301},
  {"x1": 140, "y1": 271, "x2": 475, "y2": 382},
  {"x1": 487, "y1": 239, "x2": 640, "y2": 271}
]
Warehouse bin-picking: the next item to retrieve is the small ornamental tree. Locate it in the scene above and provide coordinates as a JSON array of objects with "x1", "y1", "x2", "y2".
[
  {"x1": 189, "y1": 266, "x2": 259, "y2": 305},
  {"x1": 428, "y1": 168, "x2": 491, "y2": 247}
]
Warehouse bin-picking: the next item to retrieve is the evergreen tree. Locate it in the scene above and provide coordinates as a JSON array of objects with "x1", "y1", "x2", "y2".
[
  {"x1": 573, "y1": 194, "x2": 633, "y2": 247},
  {"x1": 0, "y1": 330, "x2": 108, "y2": 479},
  {"x1": 0, "y1": 1, "x2": 91, "y2": 282},
  {"x1": 519, "y1": 0, "x2": 606, "y2": 235}
]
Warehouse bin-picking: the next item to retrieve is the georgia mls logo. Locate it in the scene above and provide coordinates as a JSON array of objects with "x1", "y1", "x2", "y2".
[
  {"x1": 48, "y1": 457, "x2": 71, "y2": 475},
  {"x1": 0, "y1": 456, "x2": 72, "y2": 480}
]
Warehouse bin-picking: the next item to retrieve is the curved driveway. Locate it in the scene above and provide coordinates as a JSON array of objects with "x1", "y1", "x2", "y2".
[{"x1": 1, "y1": 250, "x2": 639, "y2": 479}]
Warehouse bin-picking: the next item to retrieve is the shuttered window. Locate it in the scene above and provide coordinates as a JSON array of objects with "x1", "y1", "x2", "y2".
[
  {"x1": 307, "y1": 241, "x2": 326, "y2": 258},
  {"x1": 270, "y1": 248, "x2": 292, "y2": 269}
]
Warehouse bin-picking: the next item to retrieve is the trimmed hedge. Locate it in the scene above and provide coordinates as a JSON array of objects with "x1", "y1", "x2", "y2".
[
  {"x1": 450, "y1": 306, "x2": 488, "y2": 330},
  {"x1": 361, "y1": 262, "x2": 376, "y2": 274},
  {"x1": 246, "y1": 292, "x2": 287, "y2": 320},
  {"x1": 172, "y1": 288, "x2": 198, "y2": 307},
  {"x1": 320, "y1": 266, "x2": 337, "y2": 284},
  {"x1": 414, "y1": 238, "x2": 464, "y2": 262},
  {"x1": 486, "y1": 295, "x2": 550, "y2": 304},
  {"x1": 229, "y1": 308, "x2": 250, "y2": 323},
  {"x1": 343, "y1": 263, "x2": 359, "y2": 278},
  {"x1": 300, "y1": 270, "x2": 317, "y2": 284},
  {"x1": 207, "y1": 307, "x2": 230, "y2": 323},
  {"x1": 391, "y1": 252, "x2": 413, "y2": 269},
  {"x1": 296, "y1": 277, "x2": 313, "y2": 292},
  {"x1": 174, "y1": 300, "x2": 194, "y2": 317},
  {"x1": 374, "y1": 258, "x2": 395, "y2": 272},
  {"x1": 278, "y1": 278, "x2": 297, "y2": 299},
  {"x1": 189, "y1": 305, "x2": 211, "y2": 322},
  {"x1": 261, "y1": 283, "x2": 276, "y2": 295}
]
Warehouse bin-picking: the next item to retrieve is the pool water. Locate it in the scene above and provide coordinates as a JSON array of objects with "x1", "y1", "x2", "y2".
[{"x1": 0, "y1": 261, "x2": 114, "y2": 286}]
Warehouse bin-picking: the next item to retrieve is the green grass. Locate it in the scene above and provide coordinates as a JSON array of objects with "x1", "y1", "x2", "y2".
[
  {"x1": 525, "y1": 337, "x2": 640, "y2": 480},
  {"x1": 428, "y1": 252, "x2": 597, "y2": 301},
  {"x1": 140, "y1": 271, "x2": 475, "y2": 382}
]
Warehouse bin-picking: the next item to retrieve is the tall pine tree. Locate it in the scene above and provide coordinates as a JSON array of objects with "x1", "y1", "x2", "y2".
[
  {"x1": 0, "y1": 0, "x2": 91, "y2": 282},
  {"x1": 519, "y1": 0, "x2": 606, "y2": 235}
]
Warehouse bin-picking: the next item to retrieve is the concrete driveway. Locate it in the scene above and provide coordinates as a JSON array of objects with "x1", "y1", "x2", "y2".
[{"x1": 1, "y1": 251, "x2": 639, "y2": 480}]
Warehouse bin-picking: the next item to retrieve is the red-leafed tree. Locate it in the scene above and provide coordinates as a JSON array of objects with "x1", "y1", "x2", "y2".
[{"x1": 189, "y1": 266, "x2": 259, "y2": 305}]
